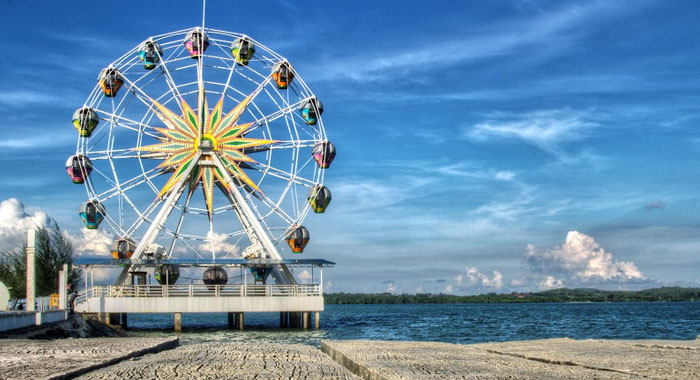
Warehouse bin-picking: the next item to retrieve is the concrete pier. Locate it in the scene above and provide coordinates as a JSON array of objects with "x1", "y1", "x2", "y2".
[
  {"x1": 321, "y1": 338, "x2": 700, "y2": 380},
  {"x1": 77, "y1": 342, "x2": 358, "y2": 379},
  {"x1": 0, "y1": 337, "x2": 178, "y2": 379}
]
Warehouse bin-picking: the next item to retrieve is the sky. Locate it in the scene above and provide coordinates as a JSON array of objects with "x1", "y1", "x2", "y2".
[{"x1": 1, "y1": 0, "x2": 700, "y2": 294}]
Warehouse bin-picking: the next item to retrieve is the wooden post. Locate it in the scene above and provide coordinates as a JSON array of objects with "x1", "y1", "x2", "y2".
[{"x1": 174, "y1": 312, "x2": 182, "y2": 331}]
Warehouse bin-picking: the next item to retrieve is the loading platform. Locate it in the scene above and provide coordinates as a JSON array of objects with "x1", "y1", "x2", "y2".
[{"x1": 73, "y1": 257, "x2": 333, "y2": 330}]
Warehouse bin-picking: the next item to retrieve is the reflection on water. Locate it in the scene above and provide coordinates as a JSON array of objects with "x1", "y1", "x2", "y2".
[{"x1": 125, "y1": 302, "x2": 700, "y2": 346}]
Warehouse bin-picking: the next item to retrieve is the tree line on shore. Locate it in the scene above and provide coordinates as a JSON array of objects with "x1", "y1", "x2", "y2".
[
  {"x1": 0, "y1": 222, "x2": 81, "y2": 298},
  {"x1": 324, "y1": 287, "x2": 700, "y2": 304}
]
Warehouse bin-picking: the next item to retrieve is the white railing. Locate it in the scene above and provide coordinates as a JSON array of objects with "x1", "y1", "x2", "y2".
[
  {"x1": 7, "y1": 296, "x2": 57, "y2": 312},
  {"x1": 75, "y1": 284, "x2": 321, "y2": 304}
]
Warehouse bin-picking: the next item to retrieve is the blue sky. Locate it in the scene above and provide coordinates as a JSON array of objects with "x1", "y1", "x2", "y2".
[{"x1": 1, "y1": 0, "x2": 700, "y2": 293}]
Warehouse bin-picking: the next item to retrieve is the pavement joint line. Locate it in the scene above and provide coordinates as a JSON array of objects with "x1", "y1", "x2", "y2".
[
  {"x1": 321, "y1": 340, "x2": 388, "y2": 380},
  {"x1": 479, "y1": 348, "x2": 653, "y2": 379},
  {"x1": 46, "y1": 337, "x2": 180, "y2": 380}
]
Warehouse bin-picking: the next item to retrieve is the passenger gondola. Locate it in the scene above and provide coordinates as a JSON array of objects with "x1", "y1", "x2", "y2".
[
  {"x1": 286, "y1": 225, "x2": 309, "y2": 253},
  {"x1": 300, "y1": 98, "x2": 323, "y2": 125},
  {"x1": 231, "y1": 37, "x2": 255, "y2": 65},
  {"x1": 272, "y1": 62, "x2": 294, "y2": 89},
  {"x1": 307, "y1": 185, "x2": 331, "y2": 213},
  {"x1": 79, "y1": 200, "x2": 105, "y2": 229},
  {"x1": 72, "y1": 107, "x2": 99, "y2": 137},
  {"x1": 97, "y1": 67, "x2": 124, "y2": 97},
  {"x1": 311, "y1": 141, "x2": 336, "y2": 168},
  {"x1": 65, "y1": 155, "x2": 93, "y2": 184},
  {"x1": 138, "y1": 40, "x2": 163, "y2": 70},
  {"x1": 185, "y1": 28, "x2": 209, "y2": 58}
]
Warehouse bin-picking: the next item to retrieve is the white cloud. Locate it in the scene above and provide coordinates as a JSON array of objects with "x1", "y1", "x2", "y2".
[
  {"x1": 443, "y1": 284, "x2": 454, "y2": 294},
  {"x1": 0, "y1": 198, "x2": 49, "y2": 252},
  {"x1": 539, "y1": 275, "x2": 564, "y2": 290},
  {"x1": 296, "y1": 269, "x2": 312, "y2": 282},
  {"x1": 198, "y1": 231, "x2": 240, "y2": 258},
  {"x1": 526, "y1": 231, "x2": 644, "y2": 282},
  {"x1": 433, "y1": 163, "x2": 518, "y2": 182},
  {"x1": 0, "y1": 90, "x2": 65, "y2": 108},
  {"x1": 467, "y1": 109, "x2": 598, "y2": 153},
  {"x1": 311, "y1": 1, "x2": 617, "y2": 82},
  {"x1": 455, "y1": 267, "x2": 504, "y2": 289},
  {"x1": 64, "y1": 228, "x2": 113, "y2": 256}
]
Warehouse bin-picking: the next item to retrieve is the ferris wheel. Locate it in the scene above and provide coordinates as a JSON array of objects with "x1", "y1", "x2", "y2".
[{"x1": 67, "y1": 27, "x2": 336, "y2": 284}]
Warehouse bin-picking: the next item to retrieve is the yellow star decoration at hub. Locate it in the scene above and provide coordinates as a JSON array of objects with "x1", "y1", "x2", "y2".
[{"x1": 138, "y1": 92, "x2": 275, "y2": 215}]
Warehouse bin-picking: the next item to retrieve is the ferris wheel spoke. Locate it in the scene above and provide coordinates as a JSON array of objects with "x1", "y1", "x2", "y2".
[
  {"x1": 250, "y1": 187, "x2": 297, "y2": 224},
  {"x1": 90, "y1": 152, "x2": 167, "y2": 160},
  {"x1": 243, "y1": 140, "x2": 319, "y2": 154},
  {"x1": 155, "y1": 45, "x2": 186, "y2": 105},
  {"x1": 166, "y1": 187, "x2": 194, "y2": 257},
  {"x1": 164, "y1": 229, "x2": 207, "y2": 260},
  {"x1": 95, "y1": 109, "x2": 162, "y2": 134},
  {"x1": 90, "y1": 165, "x2": 118, "y2": 189},
  {"x1": 124, "y1": 195, "x2": 165, "y2": 237},
  {"x1": 94, "y1": 166, "x2": 163, "y2": 201},
  {"x1": 246, "y1": 161, "x2": 317, "y2": 187},
  {"x1": 244, "y1": 97, "x2": 311, "y2": 135}
]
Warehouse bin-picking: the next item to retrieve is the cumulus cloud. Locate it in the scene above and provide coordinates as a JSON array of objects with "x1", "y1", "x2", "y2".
[
  {"x1": 526, "y1": 231, "x2": 644, "y2": 283},
  {"x1": 0, "y1": 198, "x2": 49, "y2": 251},
  {"x1": 295, "y1": 269, "x2": 312, "y2": 283},
  {"x1": 539, "y1": 276, "x2": 564, "y2": 290},
  {"x1": 64, "y1": 228, "x2": 113, "y2": 256},
  {"x1": 455, "y1": 267, "x2": 504, "y2": 289},
  {"x1": 198, "y1": 231, "x2": 240, "y2": 258}
]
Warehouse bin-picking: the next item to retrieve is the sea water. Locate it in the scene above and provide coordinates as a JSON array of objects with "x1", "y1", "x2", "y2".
[{"x1": 125, "y1": 302, "x2": 700, "y2": 346}]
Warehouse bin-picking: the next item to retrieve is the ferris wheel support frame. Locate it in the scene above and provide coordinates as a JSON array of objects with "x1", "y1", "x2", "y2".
[
  {"x1": 117, "y1": 152, "x2": 296, "y2": 285},
  {"x1": 116, "y1": 152, "x2": 200, "y2": 284}
]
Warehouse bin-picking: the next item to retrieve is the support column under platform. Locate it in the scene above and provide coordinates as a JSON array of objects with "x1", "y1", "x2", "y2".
[
  {"x1": 303, "y1": 312, "x2": 310, "y2": 329},
  {"x1": 314, "y1": 311, "x2": 320, "y2": 329},
  {"x1": 228, "y1": 312, "x2": 244, "y2": 330},
  {"x1": 174, "y1": 312, "x2": 182, "y2": 332},
  {"x1": 107, "y1": 313, "x2": 128, "y2": 329}
]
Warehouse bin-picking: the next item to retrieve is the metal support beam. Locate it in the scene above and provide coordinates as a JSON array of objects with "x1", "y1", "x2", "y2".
[
  {"x1": 213, "y1": 155, "x2": 297, "y2": 285},
  {"x1": 117, "y1": 153, "x2": 201, "y2": 285}
]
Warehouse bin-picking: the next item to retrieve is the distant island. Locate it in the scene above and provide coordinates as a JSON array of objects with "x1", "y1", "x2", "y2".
[{"x1": 324, "y1": 287, "x2": 700, "y2": 304}]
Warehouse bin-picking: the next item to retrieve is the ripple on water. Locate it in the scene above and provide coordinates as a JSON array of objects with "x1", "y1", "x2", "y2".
[{"x1": 124, "y1": 302, "x2": 700, "y2": 346}]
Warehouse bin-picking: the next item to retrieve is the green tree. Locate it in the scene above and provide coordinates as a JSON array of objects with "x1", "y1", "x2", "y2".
[{"x1": 0, "y1": 221, "x2": 82, "y2": 298}]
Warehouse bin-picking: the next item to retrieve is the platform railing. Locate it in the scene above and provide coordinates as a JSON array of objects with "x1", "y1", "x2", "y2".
[{"x1": 75, "y1": 284, "x2": 321, "y2": 304}]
